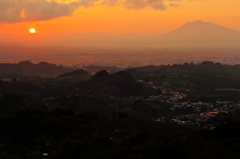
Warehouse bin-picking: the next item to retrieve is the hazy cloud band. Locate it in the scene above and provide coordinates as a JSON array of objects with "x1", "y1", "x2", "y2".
[{"x1": 0, "y1": 0, "x2": 173, "y2": 23}]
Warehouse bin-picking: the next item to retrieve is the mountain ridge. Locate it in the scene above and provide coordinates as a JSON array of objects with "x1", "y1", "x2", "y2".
[
  {"x1": 150, "y1": 20, "x2": 240, "y2": 47},
  {"x1": 165, "y1": 20, "x2": 240, "y2": 35}
]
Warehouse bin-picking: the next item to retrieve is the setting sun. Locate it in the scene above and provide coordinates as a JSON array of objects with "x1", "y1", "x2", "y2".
[{"x1": 29, "y1": 28, "x2": 36, "y2": 34}]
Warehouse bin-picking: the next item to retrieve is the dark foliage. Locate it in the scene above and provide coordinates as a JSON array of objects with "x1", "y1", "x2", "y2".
[{"x1": 58, "y1": 69, "x2": 90, "y2": 78}]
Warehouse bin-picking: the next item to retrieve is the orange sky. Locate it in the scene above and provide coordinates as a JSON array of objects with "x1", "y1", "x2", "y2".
[{"x1": 0, "y1": 0, "x2": 240, "y2": 37}]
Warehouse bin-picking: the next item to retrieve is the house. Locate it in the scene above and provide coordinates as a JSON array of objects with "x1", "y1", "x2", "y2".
[
  {"x1": 2, "y1": 79, "x2": 11, "y2": 82},
  {"x1": 185, "y1": 121, "x2": 195, "y2": 125},
  {"x1": 156, "y1": 117, "x2": 165, "y2": 122},
  {"x1": 43, "y1": 153, "x2": 48, "y2": 157}
]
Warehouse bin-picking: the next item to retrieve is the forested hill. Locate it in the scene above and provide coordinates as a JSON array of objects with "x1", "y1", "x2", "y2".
[
  {"x1": 126, "y1": 61, "x2": 240, "y2": 101},
  {"x1": 0, "y1": 61, "x2": 73, "y2": 78}
]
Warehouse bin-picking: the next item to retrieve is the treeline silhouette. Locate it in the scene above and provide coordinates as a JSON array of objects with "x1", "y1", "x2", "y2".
[{"x1": 0, "y1": 61, "x2": 72, "y2": 78}]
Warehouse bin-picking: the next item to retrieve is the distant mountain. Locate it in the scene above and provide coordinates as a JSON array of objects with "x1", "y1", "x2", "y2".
[{"x1": 149, "y1": 20, "x2": 240, "y2": 47}]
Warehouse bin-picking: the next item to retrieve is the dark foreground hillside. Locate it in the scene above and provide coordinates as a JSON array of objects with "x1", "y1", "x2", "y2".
[
  {"x1": 1, "y1": 62, "x2": 240, "y2": 158},
  {"x1": 1, "y1": 109, "x2": 240, "y2": 159}
]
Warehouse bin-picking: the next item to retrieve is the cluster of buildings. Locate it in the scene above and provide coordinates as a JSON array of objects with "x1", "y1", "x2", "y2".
[
  {"x1": 135, "y1": 80, "x2": 240, "y2": 128},
  {"x1": 155, "y1": 95, "x2": 240, "y2": 128}
]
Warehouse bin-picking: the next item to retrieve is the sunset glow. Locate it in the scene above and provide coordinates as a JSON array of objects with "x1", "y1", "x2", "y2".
[
  {"x1": 29, "y1": 28, "x2": 36, "y2": 34},
  {"x1": 0, "y1": 0, "x2": 239, "y2": 48}
]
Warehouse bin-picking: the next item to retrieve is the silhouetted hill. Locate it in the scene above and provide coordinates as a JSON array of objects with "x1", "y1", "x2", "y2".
[
  {"x1": 85, "y1": 70, "x2": 156, "y2": 96},
  {"x1": 90, "y1": 70, "x2": 135, "y2": 83},
  {"x1": 0, "y1": 61, "x2": 73, "y2": 78},
  {"x1": 83, "y1": 65, "x2": 124, "y2": 75},
  {"x1": 18, "y1": 61, "x2": 35, "y2": 67},
  {"x1": 58, "y1": 69, "x2": 91, "y2": 78},
  {"x1": 89, "y1": 70, "x2": 111, "y2": 82},
  {"x1": 113, "y1": 71, "x2": 135, "y2": 82}
]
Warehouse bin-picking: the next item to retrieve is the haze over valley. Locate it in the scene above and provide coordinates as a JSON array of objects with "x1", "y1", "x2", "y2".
[
  {"x1": 0, "y1": 46, "x2": 240, "y2": 68},
  {"x1": 1, "y1": 20, "x2": 240, "y2": 48},
  {"x1": 1, "y1": 20, "x2": 240, "y2": 69}
]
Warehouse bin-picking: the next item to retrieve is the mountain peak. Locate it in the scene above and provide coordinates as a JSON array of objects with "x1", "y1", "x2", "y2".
[
  {"x1": 156, "y1": 20, "x2": 240, "y2": 47},
  {"x1": 179, "y1": 20, "x2": 226, "y2": 30},
  {"x1": 193, "y1": 20, "x2": 203, "y2": 23},
  {"x1": 185, "y1": 20, "x2": 204, "y2": 25},
  {"x1": 185, "y1": 20, "x2": 208, "y2": 26}
]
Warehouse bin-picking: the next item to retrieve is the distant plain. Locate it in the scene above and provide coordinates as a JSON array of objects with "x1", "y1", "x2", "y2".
[{"x1": 0, "y1": 46, "x2": 240, "y2": 67}]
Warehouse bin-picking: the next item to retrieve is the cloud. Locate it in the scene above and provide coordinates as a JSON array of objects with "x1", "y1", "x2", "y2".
[
  {"x1": 189, "y1": 0, "x2": 213, "y2": 1},
  {"x1": 0, "y1": 0, "x2": 168, "y2": 23},
  {"x1": 122, "y1": 0, "x2": 167, "y2": 10},
  {"x1": 169, "y1": 3, "x2": 182, "y2": 8},
  {"x1": 0, "y1": 0, "x2": 82, "y2": 23}
]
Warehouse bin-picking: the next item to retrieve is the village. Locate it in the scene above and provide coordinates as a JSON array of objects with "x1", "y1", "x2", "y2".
[{"x1": 128, "y1": 80, "x2": 240, "y2": 129}]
